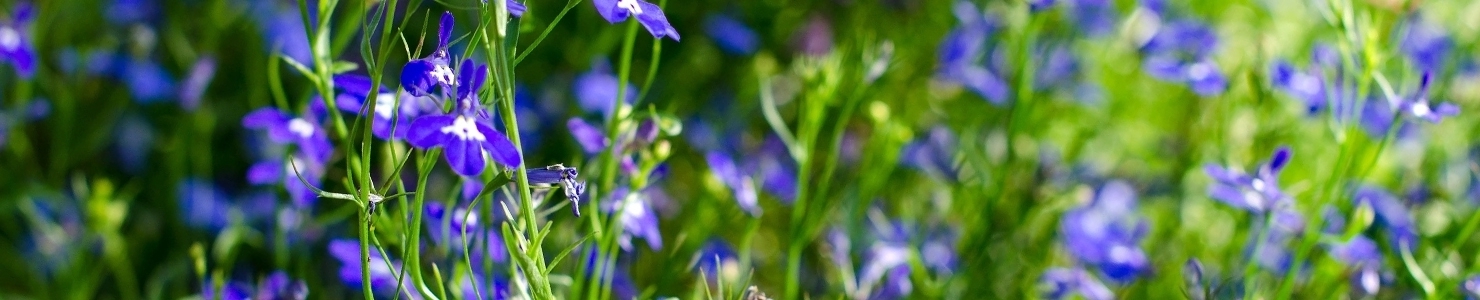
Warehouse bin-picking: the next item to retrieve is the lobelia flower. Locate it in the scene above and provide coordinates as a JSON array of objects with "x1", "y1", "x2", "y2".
[
  {"x1": 1328, "y1": 235, "x2": 1384, "y2": 295},
  {"x1": 402, "y1": 12, "x2": 459, "y2": 98},
  {"x1": 706, "y1": 151, "x2": 760, "y2": 216},
  {"x1": 254, "y1": 2, "x2": 312, "y2": 65},
  {"x1": 750, "y1": 136, "x2": 798, "y2": 202},
  {"x1": 320, "y1": 74, "x2": 433, "y2": 140},
  {"x1": 1140, "y1": 20, "x2": 1227, "y2": 96},
  {"x1": 1060, "y1": 180, "x2": 1150, "y2": 282},
  {"x1": 481, "y1": 0, "x2": 528, "y2": 17},
  {"x1": 593, "y1": 0, "x2": 680, "y2": 40},
  {"x1": 328, "y1": 239, "x2": 414, "y2": 297},
  {"x1": 705, "y1": 13, "x2": 760, "y2": 56},
  {"x1": 1465, "y1": 275, "x2": 1480, "y2": 299},
  {"x1": 937, "y1": 2, "x2": 1009, "y2": 104},
  {"x1": 856, "y1": 221, "x2": 913, "y2": 299},
  {"x1": 692, "y1": 239, "x2": 743, "y2": 284},
  {"x1": 1394, "y1": 71, "x2": 1459, "y2": 124},
  {"x1": 1029, "y1": 0, "x2": 1058, "y2": 12},
  {"x1": 180, "y1": 56, "x2": 217, "y2": 111},
  {"x1": 1068, "y1": 0, "x2": 1117, "y2": 37},
  {"x1": 177, "y1": 178, "x2": 237, "y2": 232},
  {"x1": 1204, "y1": 146, "x2": 1293, "y2": 213},
  {"x1": 406, "y1": 59, "x2": 523, "y2": 176},
  {"x1": 1355, "y1": 186, "x2": 1417, "y2": 251},
  {"x1": 574, "y1": 59, "x2": 639, "y2": 117},
  {"x1": 0, "y1": 2, "x2": 35, "y2": 78},
  {"x1": 1253, "y1": 208, "x2": 1305, "y2": 273},
  {"x1": 242, "y1": 108, "x2": 332, "y2": 207},
  {"x1": 902, "y1": 126, "x2": 960, "y2": 182},
  {"x1": 605, "y1": 187, "x2": 663, "y2": 251},
  {"x1": 1040, "y1": 267, "x2": 1114, "y2": 300},
  {"x1": 1271, "y1": 45, "x2": 1344, "y2": 115},
  {"x1": 527, "y1": 164, "x2": 587, "y2": 215},
  {"x1": 1399, "y1": 15, "x2": 1452, "y2": 71}
]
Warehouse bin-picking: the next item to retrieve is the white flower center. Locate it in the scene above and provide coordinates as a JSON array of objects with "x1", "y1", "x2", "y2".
[
  {"x1": 440, "y1": 116, "x2": 486, "y2": 141},
  {"x1": 1410, "y1": 102, "x2": 1433, "y2": 117},
  {"x1": 374, "y1": 93, "x2": 397, "y2": 119},
  {"x1": 0, "y1": 27, "x2": 19, "y2": 50},
  {"x1": 617, "y1": 0, "x2": 644, "y2": 15},
  {"x1": 1186, "y1": 62, "x2": 1214, "y2": 81},
  {"x1": 1108, "y1": 245, "x2": 1137, "y2": 264},
  {"x1": 1251, "y1": 178, "x2": 1266, "y2": 192},
  {"x1": 288, "y1": 118, "x2": 315, "y2": 138},
  {"x1": 431, "y1": 64, "x2": 457, "y2": 86},
  {"x1": 1291, "y1": 73, "x2": 1321, "y2": 96}
]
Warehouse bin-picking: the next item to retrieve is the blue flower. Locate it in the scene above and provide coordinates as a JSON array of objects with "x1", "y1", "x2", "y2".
[
  {"x1": 177, "y1": 178, "x2": 235, "y2": 232},
  {"x1": 1068, "y1": 0, "x2": 1117, "y2": 37},
  {"x1": 1399, "y1": 15, "x2": 1452, "y2": 71},
  {"x1": 1329, "y1": 236, "x2": 1383, "y2": 295},
  {"x1": 1140, "y1": 20, "x2": 1226, "y2": 96},
  {"x1": 329, "y1": 239, "x2": 411, "y2": 296},
  {"x1": 528, "y1": 164, "x2": 587, "y2": 215},
  {"x1": 605, "y1": 188, "x2": 663, "y2": 251},
  {"x1": 255, "y1": 3, "x2": 312, "y2": 64},
  {"x1": 242, "y1": 108, "x2": 333, "y2": 207},
  {"x1": 1060, "y1": 180, "x2": 1150, "y2": 282},
  {"x1": 705, "y1": 14, "x2": 759, "y2": 55},
  {"x1": 573, "y1": 59, "x2": 638, "y2": 117},
  {"x1": 567, "y1": 117, "x2": 610, "y2": 154},
  {"x1": 321, "y1": 74, "x2": 435, "y2": 140},
  {"x1": 1029, "y1": 0, "x2": 1058, "y2": 12},
  {"x1": 1395, "y1": 71, "x2": 1459, "y2": 124},
  {"x1": 706, "y1": 151, "x2": 760, "y2": 216},
  {"x1": 1464, "y1": 274, "x2": 1480, "y2": 299},
  {"x1": 902, "y1": 127, "x2": 959, "y2": 181},
  {"x1": 401, "y1": 12, "x2": 459, "y2": 98},
  {"x1": 592, "y1": 0, "x2": 680, "y2": 40},
  {"x1": 0, "y1": 3, "x2": 35, "y2": 78},
  {"x1": 1355, "y1": 186, "x2": 1417, "y2": 250},
  {"x1": 937, "y1": 2, "x2": 1009, "y2": 104},
  {"x1": 692, "y1": 239, "x2": 742, "y2": 283},
  {"x1": 1204, "y1": 146, "x2": 1292, "y2": 213},
  {"x1": 180, "y1": 57, "x2": 217, "y2": 111},
  {"x1": 405, "y1": 59, "x2": 523, "y2": 176},
  {"x1": 1040, "y1": 267, "x2": 1114, "y2": 300}
]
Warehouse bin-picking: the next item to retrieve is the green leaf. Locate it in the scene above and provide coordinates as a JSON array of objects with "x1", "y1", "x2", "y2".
[
  {"x1": 332, "y1": 61, "x2": 360, "y2": 74},
  {"x1": 279, "y1": 54, "x2": 319, "y2": 83}
]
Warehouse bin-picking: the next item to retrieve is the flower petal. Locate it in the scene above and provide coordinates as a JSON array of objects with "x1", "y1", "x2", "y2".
[
  {"x1": 567, "y1": 118, "x2": 608, "y2": 154},
  {"x1": 477, "y1": 122, "x2": 523, "y2": 167},
  {"x1": 407, "y1": 115, "x2": 456, "y2": 149},
  {"x1": 592, "y1": 0, "x2": 625, "y2": 23},
  {"x1": 438, "y1": 12, "x2": 454, "y2": 50},
  {"x1": 508, "y1": 0, "x2": 527, "y2": 17},
  {"x1": 445, "y1": 137, "x2": 487, "y2": 176},
  {"x1": 400, "y1": 59, "x2": 437, "y2": 97},
  {"x1": 457, "y1": 60, "x2": 487, "y2": 103},
  {"x1": 634, "y1": 1, "x2": 679, "y2": 41}
]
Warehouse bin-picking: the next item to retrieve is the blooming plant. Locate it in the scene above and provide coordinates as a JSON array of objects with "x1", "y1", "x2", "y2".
[{"x1": 5, "y1": 0, "x2": 1480, "y2": 299}]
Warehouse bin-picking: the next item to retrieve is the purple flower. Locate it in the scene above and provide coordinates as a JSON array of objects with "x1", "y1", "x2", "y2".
[
  {"x1": 201, "y1": 276, "x2": 252, "y2": 300},
  {"x1": 593, "y1": 0, "x2": 680, "y2": 40},
  {"x1": 693, "y1": 240, "x2": 741, "y2": 282},
  {"x1": 323, "y1": 74, "x2": 433, "y2": 140},
  {"x1": 256, "y1": 3, "x2": 312, "y2": 65},
  {"x1": 567, "y1": 117, "x2": 610, "y2": 154},
  {"x1": 401, "y1": 12, "x2": 459, "y2": 98},
  {"x1": 528, "y1": 164, "x2": 587, "y2": 215},
  {"x1": 1069, "y1": 0, "x2": 1117, "y2": 37},
  {"x1": 573, "y1": 60, "x2": 638, "y2": 117},
  {"x1": 751, "y1": 137, "x2": 798, "y2": 202},
  {"x1": 1040, "y1": 267, "x2": 1114, "y2": 300},
  {"x1": 937, "y1": 2, "x2": 1009, "y2": 104},
  {"x1": 255, "y1": 271, "x2": 310, "y2": 300},
  {"x1": 902, "y1": 127, "x2": 959, "y2": 181},
  {"x1": 1355, "y1": 186, "x2": 1417, "y2": 250},
  {"x1": 180, "y1": 56, "x2": 217, "y2": 111},
  {"x1": 486, "y1": 0, "x2": 528, "y2": 17},
  {"x1": 124, "y1": 57, "x2": 179, "y2": 103},
  {"x1": 1464, "y1": 275, "x2": 1480, "y2": 299},
  {"x1": 1399, "y1": 16, "x2": 1452, "y2": 71},
  {"x1": 1204, "y1": 146, "x2": 1292, "y2": 213},
  {"x1": 1029, "y1": 0, "x2": 1058, "y2": 12},
  {"x1": 706, "y1": 151, "x2": 760, "y2": 216},
  {"x1": 1395, "y1": 71, "x2": 1459, "y2": 124},
  {"x1": 605, "y1": 188, "x2": 663, "y2": 251},
  {"x1": 177, "y1": 179, "x2": 234, "y2": 232},
  {"x1": 242, "y1": 108, "x2": 332, "y2": 207},
  {"x1": 705, "y1": 14, "x2": 759, "y2": 55},
  {"x1": 0, "y1": 3, "x2": 35, "y2": 78},
  {"x1": 113, "y1": 113, "x2": 155, "y2": 173},
  {"x1": 1329, "y1": 236, "x2": 1383, "y2": 294},
  {"x1": 1140, "y1": 21, "x2": 1226, "y2": 96},
  {"x1": 1060, "y1": 181, "x2": 1150, "y2": 282},
  {"x1": 107, "y1": 0, "x2": 160, "y2": 25},
  {"x1": 328, "y1": 239, "x2": 409, "y2": 295},
  {"x1": 1271, "y1": 60, "x2": 1329, "y2": 114},
  {"x1": 406, "y1": 59, "x2": 523, "y2": 176}
]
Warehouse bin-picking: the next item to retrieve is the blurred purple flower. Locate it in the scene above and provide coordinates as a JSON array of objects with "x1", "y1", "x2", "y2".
[
  {"x1": 1399, "y1": 16, "x2": 1452, "y2": 71},
  {"x1": 1060, "y1": 181, "x2": 1150, "y2": 282},
  {"x1": 793, "y1": 15, "x2": 832, "y2": 56},
  {"x1": 124, "y1": 57, "x2": 179, "y2": 103},
  {"x1": 749, "y1": 136, "x2": 797, "y2": 202},
  {"x1": 1029, "y1": 0, "x2": 1058, "y2": 12},
  {"x1": 605, "y1": 188, "x2": 663, "y2": 251},
  {"x1": 705, "y1": 14, "x2": 759, "y2": 55},
  {"x1": 574, "y1": 59, "x2": 638, "y2": 117},
  {"x1": 937, "y1": 2, "x2": 1009, "y2": 104},
  {"x1": 1040, "y1": 267, "x2": 1113, "y2": 300},
  {"x1": 406, "y1": 60, "x2": 523, "y2": 176},
  {"x1": 707, "y1": 151, "x2": 760, "y2": 216},
  {"x1": 180, "y1": 56, "x2": 217, "y2": 111},
  {"x1": 107, "y1": 0, "x2": 160, "y2": 25},
  {"x1": 1069, "y1": 0, "x2": 1116, "y2": 37},
  {"x1": 1465, "y1": 275, "x2": 1480, "y2": 299},
  {"x1": 693, "y1": 239, "x2": 741, "y2": 282},
  {"x1": 201, "y1": 276, "x2": 252, "y2": 300},
  {"x1": 177, "y1": 178, "x2": 234, "y2": 232},
  {"x1": 902, "y1": 126, "x2": 959, "y2": 181},
  {"x1": 1355, "y1": 186, "x2": 1417, "y2": 251},
  {"x1": 329, "y1": 239, "x2": 410, "y2": 296},
  {"x1": 592, "y1": 0, "x2": 679, "y2": 40},
  {"x1": 256, "y1": 3, "x2": 313, "y2": 65},
  {"x1": 114, "y1": 113, "x2": 155, "y2": 173},
  {"x1": 1204, "y1": 146, "x2": 1292, "y2": 213},
  {"x1": 567, "y1": 117, "x2": 609, "y2": 154},
  {"x1": 0, "y1": 3, "x2": 35, "y2": 78},
  {"x1": 1140, "y1": 21, "x2": 1226, "y2": 96},
  {"x1": 1395, "y1": 72, "x2": 1459, "y2": 124},
  {"x1": 322, "y1": 74, "x2": 432, "y2": 140},
  {"x1": 242, "y1": 107, "x2": 333, "y2": 165}
]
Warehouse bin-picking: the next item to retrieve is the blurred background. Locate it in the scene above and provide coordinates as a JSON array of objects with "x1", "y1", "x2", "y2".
[{"x1": 2, "y1": 0, "x2": 1480, "y2": 299}]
